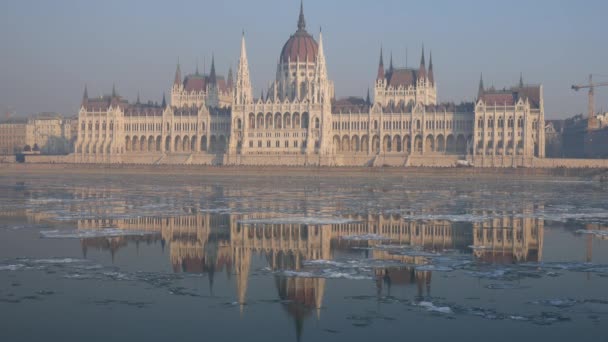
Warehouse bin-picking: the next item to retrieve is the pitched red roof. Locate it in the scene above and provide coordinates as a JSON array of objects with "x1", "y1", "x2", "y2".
[{"x1": 387, "y1": 68, "x2": 418, "y2": 88}]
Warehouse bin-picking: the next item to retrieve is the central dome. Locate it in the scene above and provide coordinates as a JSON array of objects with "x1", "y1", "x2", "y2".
[{"x1": 280, "y1": 2, "x2": 318, "y2": 63}]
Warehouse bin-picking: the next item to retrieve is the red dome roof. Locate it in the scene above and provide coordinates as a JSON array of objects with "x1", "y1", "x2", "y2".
[
  {"x1": 280, "y1": 31, "x2": 318, "y2": 63},
  {"x1": 280, "y1": 2, "x2": 318, "y2": 64}
]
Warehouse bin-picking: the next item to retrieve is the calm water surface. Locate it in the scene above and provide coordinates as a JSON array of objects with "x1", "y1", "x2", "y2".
[{"x1": 1, "y1": 171, "x2": 607, "y2": 341}]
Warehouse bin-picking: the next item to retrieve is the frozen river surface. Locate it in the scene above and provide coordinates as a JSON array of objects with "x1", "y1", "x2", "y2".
[{"x1": 0, "y1": 171, "x2": 607, "y2": 341}]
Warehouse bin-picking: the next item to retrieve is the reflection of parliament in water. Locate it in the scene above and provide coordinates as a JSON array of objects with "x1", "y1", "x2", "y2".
[{"x1": 76, "y1": 207, "x2": 544, "y2": 311}]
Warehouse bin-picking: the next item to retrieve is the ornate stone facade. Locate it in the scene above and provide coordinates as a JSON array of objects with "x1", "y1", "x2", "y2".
[{"x1": 73, "y1": 4, "x2": 545, "y2": 167}]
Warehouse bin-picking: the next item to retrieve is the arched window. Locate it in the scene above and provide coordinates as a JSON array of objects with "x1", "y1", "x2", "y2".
[{"x1": 315, "y1": 117, "x2": 320, "y2": 129}]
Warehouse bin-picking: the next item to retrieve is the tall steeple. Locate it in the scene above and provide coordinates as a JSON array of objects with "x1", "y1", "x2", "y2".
[
  {"x1": 174, "y1": 59, "x2": 182, "y2": 86},
  {"x1": 418, "y1": 45, "x2": 427, "y2": 80},
  {"x1": 478, "y1": 73, "x2": 484, "y2": 98},
  {"x1": 297, "y1": 0, "x2": 306, "y2": 31},
  {"x1": 377, "y1": 47, "x2": 385, "y2": 80},
  {"x1": 161, "y1": 93, "x2": 166, "y2": 108},
  {"x1": 209, "y1": 54, "x2": 217, "y2": 84},
  {"x1": 389, "y1": 52, "x2": 394, "y2": 73},
  {"x1": 519, "y1": 72, "x2": 524, "y2": 88},
  {"x1": 428, "y1": 51, "x2": 435, "y2": 85},
  {"x1": 111, "y1": 83, "x2": 117, "y2": 98},
  {"x1": 314, "y1": 28, "x2": 329, "y2": 103},
  {"x1": 366, "y1": 88, "x2": 371, "y2": 105},
  {"x1": 235, "y1": 31, "x2": 252, "y2": 105},
  {"x1": 227, "y1": 66, "x2": 234, "y2": 90},
  {"x1": 81, "y1": 84, "x2": 88, "y2": 106}
]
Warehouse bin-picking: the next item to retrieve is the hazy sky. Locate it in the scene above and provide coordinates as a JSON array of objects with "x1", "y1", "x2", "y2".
[{"x1": 1, "y1": 0, "x2": 607, "y2": 119}]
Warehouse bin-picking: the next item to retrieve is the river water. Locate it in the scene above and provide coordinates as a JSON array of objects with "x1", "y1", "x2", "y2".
[{"x1": 0, "y1": 171, "x2": 607, "y2": 341}]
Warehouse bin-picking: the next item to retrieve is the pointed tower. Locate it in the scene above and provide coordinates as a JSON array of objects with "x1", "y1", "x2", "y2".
[
  {"x1": 81, "y1": 84, "x2": 88, "y2": 107},
  {"x1": 519, "y1": 72, "x2": 524, "y2": 88},
  {"x1": 389, "y1": 52, "x2": 394, "y2": 74},
  {"x1": 227, "y1": 66, "x2": 234, "y2": 91},
  {"x1": 161, "y1": 93, "x2": 166, "y2": 108},
  {"x1": 209, "y1": 54, "x2": 217, "y2": 85},
  {"x1": 136, "y1": 92, "x2": 141, "y2": 105},
  {"x1": 172, "y1": 60, "x2": 183, "y2": 108},
  {"x1": 478, "y1": 73, "x2": 485, "y2": 99},
  {"x1": 428, "y1": 51, "x2": 435, "y2": 85},
  {"x1": 235, "y1": 32, "x2": 252, "y2": 105},
  {"x1": 174, "y1": 61, "x2": 182, "y2": 87},
  {"x1": 111, "y1": 83, "x2": 117, "y2": 98},
  {"x1": 377, "y1": 47, "x2": 385, "y2": 80},
  {"x1": 366, "y1": 88, "x2": 371, "y2": 105},
  {"x1": 314, "y1": 28, "x2": 329, "y2": 98},
  {"x1": 418, "y1": 46, "x2": 427, "y2": 81},
  {"x1": 298, "y1": 0, "x2": 306, "y2": 32}
]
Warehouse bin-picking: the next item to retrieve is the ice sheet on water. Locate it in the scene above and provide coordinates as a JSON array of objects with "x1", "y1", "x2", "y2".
[
  {"x1": 339, "y1": 234, "x2": 390, "y2": 241},
  {"x1": 415, "y1": 265, "x2": 454, "y2": 272},
  {"x1": 279, "y1": 269, "x2": 371, "y2": 280},
  {"x1": 303, "y1": 258, "x2": 407, "y2": 269},
  {"x1": 575, "y1": 229, "x2": 608, "y2": 239},
  {"x1": 40, "y1": 229, "x2": 160, "y2": 239},
  {"x1": 529, "y1": 299, "x2": 578, "y2": 308},
  {"x1": 27, "y1": 258, "x2": 89, "y2": 264},
  {"x1": 0, "y1": 264, "x2": 26, "y2": 271},
  {"x1": 416, "y1": 301, "x2": 453, "y2": 314},
  {"x1": 239, "y1": 216, "x2": 358, "y2": 225}
]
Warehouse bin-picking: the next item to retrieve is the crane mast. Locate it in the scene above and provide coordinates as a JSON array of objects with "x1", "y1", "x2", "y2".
[
  {"x1": 588, "y1": 74, "x2": 594, "y2": 120},
  {"x1": 571, "y1": 74, "x2": 608, "y2": 130}
]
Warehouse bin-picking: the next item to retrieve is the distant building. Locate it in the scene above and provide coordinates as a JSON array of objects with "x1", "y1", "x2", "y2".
[
  {"x1": 545, "y1": 120, "x2": 564, "y2": 157},
  {"x1": 25, "y1": 113, "x2": 75, "y2": 155},
  {"x1": 74, "y1": 3, "x2": 545, "y2": 166},
  {"x1": 0, "y1": 119, "x2": 27, "y2": 155}
]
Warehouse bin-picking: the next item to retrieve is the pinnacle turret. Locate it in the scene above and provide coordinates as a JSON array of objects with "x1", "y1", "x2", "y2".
[
  {"x1": 209, "y1": 54, "x2": 217, "y2": 84},
  {"x1": 297, "y1": 0, "x2": 306, "y2": 31},
  {"x1": 377, "y1": 47, "x2": 385, "y2": 80},
  {"x1": 174, "y1": 60, "x2": 182, "y2": 86},
  {"x1": 428, "y1": 51, "x2": 434, "y2": 85}
]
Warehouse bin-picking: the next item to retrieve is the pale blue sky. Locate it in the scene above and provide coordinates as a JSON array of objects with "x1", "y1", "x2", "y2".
[{"x1": 0, "y1": 0, "x2": 607, "y2": 119}]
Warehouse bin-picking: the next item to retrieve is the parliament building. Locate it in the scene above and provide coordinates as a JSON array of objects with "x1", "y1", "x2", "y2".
[{"x1": 74, "y1": 3, "x2": 545, "y2": 167}]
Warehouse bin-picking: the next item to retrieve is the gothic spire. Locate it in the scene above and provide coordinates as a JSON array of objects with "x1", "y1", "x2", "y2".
[
  {"x1": 366, "y1": 88, "x2": 371, "y2": 105},
  {"x1": 136, "y1": 91, "x2": 140, "y2": 104},
  {"x1": 377, "y1": 46, "x2": 385, "y2": 80},
  {"x1": 519, "y1": 72, "x2": 524, "y2": 88},
  {"x1": 235, "y1": 31, "x2": 252, "y2": 105},
  {"x1": 389, "y1": 52, "x2": 394, "y2": 73},
  {"x1": 195, "y1": 58, "x2": 200, "y2": 75},
  {"x1": 316, "y1": 28, "x2": 327, "y2": 80},
  {"x1": 161, "y1": 93, "x2": 166, "y2": 108},
  {"x1": 428, "y1": 50, "x2": 435, "y2": 85},
  {"x1": 81, "y1": 84, "x2": 88, "y2": 106},
  {"x1": 478, "y1": 73, "x2": 484, "y2": 98},
  {"x1": 418, "y1": 45, "x2": 427, "y2": 80},
  {"x1": 297, "y1": 0, "x2": 306, "y2": 31},
  {"x1": 209, "y1": 53, "x2": 217, "y2": 84},
  {"x1": 111, "y1": 83, "x2": 117, "y2": 97},
  {"x1": 174, "y1": 59, "x2": 182, "y2": 86},
  {"x1": 420, "y1": 45, "x2": 426, "y2": 67},
  {"x1": 227, "y1": 66, "x2": 234, "y2": 89}
]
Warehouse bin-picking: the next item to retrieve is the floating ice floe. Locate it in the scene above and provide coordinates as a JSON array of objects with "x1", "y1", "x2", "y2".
[
  {"x1": 416, "y1": 301, "x2": 453, "y2": 314},
  {"x1": 575, "y1": 229, "x2": 608, "y2": 239},
  {"x1": 40, "y1": 229, "x2": 160, "y2": 239},
  {"x1": 279, "y1": 269, "x2": 371, "y2": 280},
  {"x1": 339, "y1": 234, "x2": 391, "y2": 241},
  {"x1": 239, "y1": 216, "x2": 358, "y2": 225},
  {"x1": 415, "y1": 265, "x2": 454, "y2": 272},
  {"x1": 0, "y1": 264, "x2": 26, "y2": 271}
]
